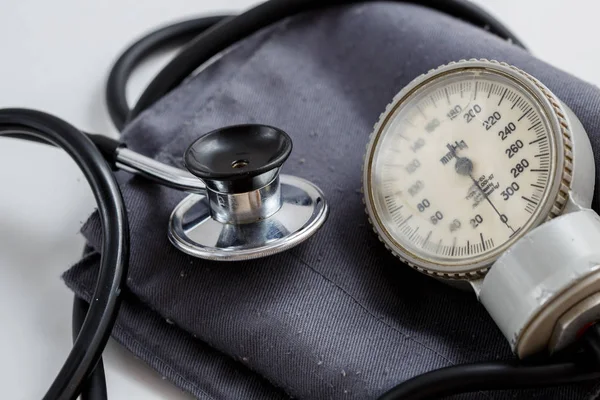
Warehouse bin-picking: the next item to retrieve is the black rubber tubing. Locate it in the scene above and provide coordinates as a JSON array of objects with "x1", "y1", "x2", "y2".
[
  {"x1": 125, "y1": 0, "x2": 527, "y2": 123},
  {"x1": 0, "y1": 108, "x2": 129, "y2": 400},
  {"x1": 376, "y1": 359, "x2": 600, "y2": 400},
  {"x1": 106, "y1": 16, "x2": 228, "y2": 130},
  {"x1": 73, "y1": 297, "x2": 108, "y2": 400}
]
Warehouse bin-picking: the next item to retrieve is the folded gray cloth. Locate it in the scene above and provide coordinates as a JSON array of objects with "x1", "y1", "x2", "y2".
[{"x1": 64, "y1": 2, "x2": 600, "y2": 399}]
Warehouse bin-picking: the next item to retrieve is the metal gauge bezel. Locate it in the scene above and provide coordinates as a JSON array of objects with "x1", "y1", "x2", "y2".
[{"x1": 363, "y1": 59, "x2": 572, "y2": 279}]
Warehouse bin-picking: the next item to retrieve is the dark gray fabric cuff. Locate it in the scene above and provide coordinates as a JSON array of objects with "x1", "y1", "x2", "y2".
[{"x1": 64, "y1": 3, "x2": 600, "y2": 399}]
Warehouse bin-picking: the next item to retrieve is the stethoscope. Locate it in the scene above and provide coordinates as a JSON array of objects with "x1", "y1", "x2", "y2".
[{"x1": 3, "y1": 1, "x2": 600, "y2": 400}]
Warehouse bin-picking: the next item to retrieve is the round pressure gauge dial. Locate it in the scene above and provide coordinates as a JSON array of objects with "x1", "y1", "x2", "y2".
[{"x1": 363, "y1": 59, "x2": 573, "y2": 278}]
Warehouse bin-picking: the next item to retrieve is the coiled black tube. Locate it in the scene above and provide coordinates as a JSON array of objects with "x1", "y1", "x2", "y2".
[
  {"x1": 0, "y1": 109, "x2": 129, "y2": 400},
  {"x1": 106, "y1": 16, "x2": 229, "y2": 130}
]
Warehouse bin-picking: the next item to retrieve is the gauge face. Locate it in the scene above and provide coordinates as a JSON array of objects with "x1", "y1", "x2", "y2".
[{"x1": 365, "y1": 62, "x2": 564, "y2": 275}]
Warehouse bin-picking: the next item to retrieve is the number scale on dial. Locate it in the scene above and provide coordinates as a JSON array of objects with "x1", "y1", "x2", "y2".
[{"x1": 373, "y1": 73, "x2": 554, "y2": 263}]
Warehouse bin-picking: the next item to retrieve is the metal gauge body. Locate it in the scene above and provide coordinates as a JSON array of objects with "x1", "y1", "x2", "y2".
[
  {"x1": 363, "y1": 59, "x2": 583, "y2": 279},
  {"x1": 364, "y1": 59, "x2": 600, "y2": 357}
]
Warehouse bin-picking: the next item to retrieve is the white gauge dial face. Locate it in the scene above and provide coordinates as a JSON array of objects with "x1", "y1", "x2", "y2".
[{"x1": 367, "y1": 67, "x2": 558, "y2": 270}]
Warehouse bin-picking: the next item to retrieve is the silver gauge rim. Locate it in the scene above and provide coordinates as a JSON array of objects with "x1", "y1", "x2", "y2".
[{"x1": 363, "y1": 59, "x2": 570, "y2": 278}]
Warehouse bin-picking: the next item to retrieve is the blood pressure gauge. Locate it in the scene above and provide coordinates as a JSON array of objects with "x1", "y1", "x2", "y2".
[{"x1": 364, "y1": 59, "x2": 600, "y2": 358}]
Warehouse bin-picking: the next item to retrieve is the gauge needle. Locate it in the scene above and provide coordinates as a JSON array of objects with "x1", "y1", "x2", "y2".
[{"x1": 448, "y1": 144, "x2": 516, "y2": 233}]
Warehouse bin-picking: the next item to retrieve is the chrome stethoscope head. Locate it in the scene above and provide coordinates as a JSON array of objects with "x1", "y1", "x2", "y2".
[{"x1": 115, "y1": 124, "x2": 328, "y2": 261}]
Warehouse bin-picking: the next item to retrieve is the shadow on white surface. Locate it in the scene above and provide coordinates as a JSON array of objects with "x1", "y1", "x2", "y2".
[{"x1": 103, "y1": 339, "x2": 194, "y2": 399}]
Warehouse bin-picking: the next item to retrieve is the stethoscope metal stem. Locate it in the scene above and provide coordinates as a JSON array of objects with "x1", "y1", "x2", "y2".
[{"x1": 115, "y1": 147, "x2": 206, "y2": 193}]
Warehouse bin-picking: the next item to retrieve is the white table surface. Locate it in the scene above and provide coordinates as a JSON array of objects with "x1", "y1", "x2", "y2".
[{"x1": 1, "y1": 1, "x2": 599, "y2": 398}]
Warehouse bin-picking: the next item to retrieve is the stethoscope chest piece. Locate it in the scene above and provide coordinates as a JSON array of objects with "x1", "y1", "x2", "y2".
[{"x1": 168, "y1": 124, "x2": 328, "y2": 261}]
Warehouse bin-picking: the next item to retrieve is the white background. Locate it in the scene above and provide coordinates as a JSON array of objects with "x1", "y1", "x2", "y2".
[{"x1": 0, "y1": 1, "x2": 598, "y2": 399}]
